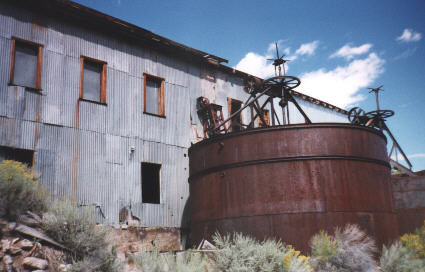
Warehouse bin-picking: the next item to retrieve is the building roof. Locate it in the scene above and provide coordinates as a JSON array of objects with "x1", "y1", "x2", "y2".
[{"x1": 9, "y1": 0, "x2": 348, "y2": 115}]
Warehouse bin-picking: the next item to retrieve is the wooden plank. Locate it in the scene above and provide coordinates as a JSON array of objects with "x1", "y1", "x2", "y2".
[
  {"x1": 79, "y1": 57, "x2": 84, "y2": 99},
  {"x1": 36, "y1": 45, "x2": 43, "y2": 90},
  {"x1": 100, "y1": 63, "x2": 107, "y2": 104},
  {"x1": 159, "y1": 79, "x2": 165, "y2": 116},
  {"x1": 9, "y1": 38, "x2": 15, "y2": 84},
  {"x1": 9, "y1": 222, "x2": 70, "y2": 251}
]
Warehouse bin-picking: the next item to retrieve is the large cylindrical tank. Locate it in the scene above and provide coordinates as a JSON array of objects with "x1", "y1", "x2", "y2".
[{"x1": 189, "y1": 123, "x2": 398, "y2": 252}]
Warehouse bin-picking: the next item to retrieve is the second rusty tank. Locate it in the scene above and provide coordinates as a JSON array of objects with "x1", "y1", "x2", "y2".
[{"x1": 189, "y1": 123, "x2": 398, "y2": 252}]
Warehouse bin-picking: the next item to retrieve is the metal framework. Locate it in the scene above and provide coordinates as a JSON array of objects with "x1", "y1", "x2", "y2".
[
  {"x1": 347, "y1": 86, "x2": 413, "y2": 172},
  {"x1": 197, "y1": 43, "x2": 312, "y2": 138}
]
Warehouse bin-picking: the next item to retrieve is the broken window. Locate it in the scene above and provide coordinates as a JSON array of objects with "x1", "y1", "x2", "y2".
[
  {"x1": 0, "y1": 146, "x2": 34, "y2": 166},
  {"x1": 141, "y1": 162, "x2": 161, "y2": 204},
  {"x1": 228, "y1": 98, "x2": 242, "y2": 132},
  {"x1": 80, "y1": 57, "x2": 107, "y2": 103},
  {"x1": 144, "y1": 74, "x2": 165, "y2": 116},
  {"x1": 10, "y1": 38, "x2": 43, "y2": 90}
]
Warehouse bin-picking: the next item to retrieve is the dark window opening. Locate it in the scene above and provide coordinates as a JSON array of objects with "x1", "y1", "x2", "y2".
[
  {"x1": 10, "y1": 38, "x2": 43, "y2": 90},
  {"x1": 230, "y1": 99, "x2": 242, "y2": 132},
  {"x1": 0, "y1": 146, "x2": 34, "y2": 166},
  {"x1": 141, "y1": 163, "x2": 161, "y2": 204},
  {"x1": 144, "y1": 74, "x2": 165, "y2": 116},
  {"x1": 80, "y1": 57, "x2": 107, "y2": 104}
]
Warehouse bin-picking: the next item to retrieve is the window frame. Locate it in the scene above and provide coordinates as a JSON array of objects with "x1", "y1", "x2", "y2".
[
  {"x1": 143, "y1": 73, "x2": 165, "y2": 118},
  {"x1": 79, "y1": 56, "x2": 107, "y2": 104},
  {"x1": 9, "y1": 37, "x2": 44, "y2": 91}
]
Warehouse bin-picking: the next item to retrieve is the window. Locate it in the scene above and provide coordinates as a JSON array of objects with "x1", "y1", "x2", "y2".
[
  {"x1": 9, "y1": 38, "x2": 43, "y2": 90},
  {"x1": 141, "y1": 163, "x2": 161, "y2": 204},
  {"x1": 0, "y1": 146, "x2": 34, "y2": 166},
  {"x1": 228, "y1": 98, "x2": 243, "y2": 132},
  {"x1": 80, "y1": 56, "x2": 107, "y2": 104},
  {"x1": 144, "y1": 73, "x2": 165, "y2": 117}
]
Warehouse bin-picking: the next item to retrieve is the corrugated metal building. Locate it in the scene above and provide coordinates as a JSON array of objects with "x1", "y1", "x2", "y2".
[{"x1": 0, "y1": 0, "x2": 348, "y2": 234}]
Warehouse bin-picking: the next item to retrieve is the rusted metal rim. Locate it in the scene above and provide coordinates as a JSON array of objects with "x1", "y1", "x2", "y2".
[
  {"x1": 193, "y1": 210, "x2": 398, "y2": 224},
  {"x1": 189, "y1": 123, "x2": 387, "y2": 151},
  {"x1": 189, "y1": 155, "x2": 391, "y2": 182}
]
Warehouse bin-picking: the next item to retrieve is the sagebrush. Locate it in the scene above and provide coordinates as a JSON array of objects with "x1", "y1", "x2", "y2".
[
  {"x1": 132, "y1": 249, "x2": 212, "y2": 272},
  {"x1": 70, "y1": 247, "x2": 122, "y2": 272},
  {"x1": 0, "y1": 160, "x2": 48, "y2": 220},
  {"x1": 379, "y1": 241, "x2": 423, "y2": 272},
  {"x1": 213, "y1": 232, "x2": 312, "y2": 272},
  {"x1": 309, "y1": 224, "x2": 377, "y2": 272},
  {"x1": 42, "y1": 199, "x2": 108, "y2": 257}
]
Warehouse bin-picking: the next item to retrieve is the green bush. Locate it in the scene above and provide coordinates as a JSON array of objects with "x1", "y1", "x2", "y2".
[
  {"x1": 309, "y1": 224, "x2": 377, "y2": 272},
  {"x1": 380, "y1": 241, "x2": 423, "y2": 272},
  {"x1": 132, "y1": 249, "x2": 212, "y2": 272},
  {"x1": 0, "y1": 160, "x2": 48, "y2": 220},
  {"x1": 42, "y1": 199, "x2": 107, "y2": 257}
]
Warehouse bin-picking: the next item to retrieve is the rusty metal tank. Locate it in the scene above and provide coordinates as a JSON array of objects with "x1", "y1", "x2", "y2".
[{"x1": 189, "y1": 123, "x2": 398, "y2": 252}]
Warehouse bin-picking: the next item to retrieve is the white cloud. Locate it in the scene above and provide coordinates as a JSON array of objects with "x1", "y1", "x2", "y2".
[
  {"x1": 330, "y1": 44, "x2": 373, "y2": 60},
  {"x1": 391, "y1": 153, "x2": 425, "y2": 161},
  {"x1": 299, "y1": 53, "x2": 385, "y2": 108},
  {"x1": 295, "y1": 41, "x2": 319, "y2": 56},
  {"x1": 234, "y1": 52, "x2": 276, "y2": 78},
  {"x1": 397, "y1": 29, "x2": 422, "y2": 42},
  {"x1": 235, "y1": 41, "x2": 292, "y2": 78}
]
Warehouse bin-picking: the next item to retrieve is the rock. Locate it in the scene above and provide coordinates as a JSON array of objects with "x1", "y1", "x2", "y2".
[
  {"x1": 19, "y1": 214, "x2": 41, "y2": 227},
  {"x1": 16, "y1": 239, "x2": 33, "y2": 249},
  {"x1": 1, "y1": 239, "x2": 10, "y2": 252},
  {"x1": 59, "y1": 264, "x2": 72, "y2": 272},
  {"x1": 128, "y1": 244, "x2": 139, "y2": 253},
  {"x1": 11, "y1": 238, "x2": 19, "y2": 244},
  {"x1": 23, "y1": 257, "x2": 48, "y2": 270},
  {"x1": 2, "y1": 254, "x2": 12, "y2": 264},
  {"x1": 26, "y1": 211, "x2": 42, "y2": 222},
  {"x1": 33, "y1": 270, "x2": 47, "y2": 272},
  {"x1": 7, "y1": 246, "x2": 22, "y2": 255},
  {"x1": 0, "y1": 250, "x2": 4, "y2": 259}
]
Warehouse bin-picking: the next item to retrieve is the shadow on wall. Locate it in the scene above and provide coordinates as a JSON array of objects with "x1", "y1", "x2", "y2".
[{"x1": 180, "y1": 197, "x2": 190, "y2": 249}]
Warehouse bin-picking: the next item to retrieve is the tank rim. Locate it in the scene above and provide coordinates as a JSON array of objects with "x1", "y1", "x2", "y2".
[{"x1": 189, "y1": 123, "x2": 387, "y2": 151}]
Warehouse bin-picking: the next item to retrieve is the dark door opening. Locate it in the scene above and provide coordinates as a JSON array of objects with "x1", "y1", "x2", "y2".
[{"x1": 141, "y1": 162, "x2": 161, "y2": 204}]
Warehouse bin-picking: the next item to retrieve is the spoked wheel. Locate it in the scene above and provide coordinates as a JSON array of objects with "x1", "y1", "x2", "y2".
[
  {"x1": 365, "y1": 110, "x2": 394, "y2": 120},
  {"x1": 348, "y1": 107, "x2": 366, "y2": 125},
  {"x1": 264, "y1": 76, "x2": 301, "y2": 97}
]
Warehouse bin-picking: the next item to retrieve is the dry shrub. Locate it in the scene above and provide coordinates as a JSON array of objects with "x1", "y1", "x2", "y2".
[
  {"x1": 309, "y1": 224, "x2": 377, "y2": 272},
  {"x1": 42, "y1": 199, "x2": 107, "y2": 256},
  {"x1": 42, "y1": 199, "x2": 121, "y2": 271},
  {"x1": 379, "y1": 241, "x2": 423, "y2": 272},
  {"x1": 0, "y1": 160, "x2": 48, "y2": 221},
  {"x1": 213, "y1": 232, "x2": 311, "y2": 272},
  {"x1": 132, "y1": 249, "x2": 212, "y2": 272}
]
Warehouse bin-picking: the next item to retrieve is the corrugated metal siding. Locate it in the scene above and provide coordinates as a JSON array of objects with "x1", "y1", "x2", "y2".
[{"x1": 0, "y1": 1, "x2": 348, "y2": 229}]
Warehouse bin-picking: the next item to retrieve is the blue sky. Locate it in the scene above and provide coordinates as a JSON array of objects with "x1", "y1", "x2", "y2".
[{"x1": 74, "y1": 0, "x2": 425, "y2": 171}]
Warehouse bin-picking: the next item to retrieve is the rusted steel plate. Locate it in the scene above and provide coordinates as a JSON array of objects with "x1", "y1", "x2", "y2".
[
  {"x1": 189, "y1": 124, "x2": 395, "y2": 252},
  {"x1": 189, "y1": 123, "x2": 388, "y2": 177}
]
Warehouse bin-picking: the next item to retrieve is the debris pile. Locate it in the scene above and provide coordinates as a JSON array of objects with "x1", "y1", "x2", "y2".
[{"x1": 0, "y1": 215, "x2": 70, "y2": 272}]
